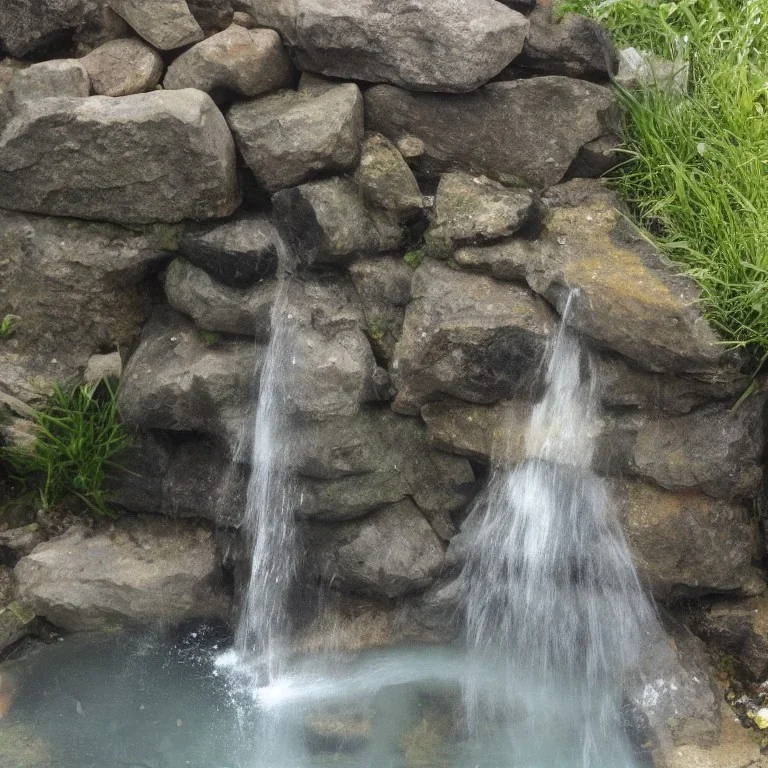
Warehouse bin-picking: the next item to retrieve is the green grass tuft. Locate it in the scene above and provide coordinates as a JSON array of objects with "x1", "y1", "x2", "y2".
[
  {"x1": 558, "y1": 0, "x2": 768, "y2": 365},
  {"x1": 0, "y1": 315, "x2": 19, "y2": 339},
  {"x1": 403, "y1": 247, "x2": 426, "y2": 270},
  {"x1": 1, "y1": 381, "x2": 131, "y2": 518}
]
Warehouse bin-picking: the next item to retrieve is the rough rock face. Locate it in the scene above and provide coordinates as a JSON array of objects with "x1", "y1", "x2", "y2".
[
  {"x1": 8, "y1": 59, "x2": 90, "y2": 102},
  {"x1": 14, "y1": 516, "x2": 231, "y2": 632},
  {"x1": 107, "y1": 0, "x2": 204, "y2": 50},
  {"x1": 187, "y1": 0, "x2": 234, "y2": 32},
  {"x1": 82, "y1": 38, "x2": 164, "y2": 96},
  {"x1": 227, "y1": 85, "x2": 364, "y2": 193},
  {"x1": 273, "y1": 178, "x2": 404, "y2": 265},
  {"x1": 617, "y1": 480, "x2": 759, "y2": 600},
  {"x1": 248, "y1": 0, "x2": 529, "y2": 93},
  {"x1": 365, "y1": 78, "x2": 620, "y2": 187},
  {"x1": 391, "y1": 260, "x2": 556, "y2": 414},
  {"x1": 0, "y1": 210, "x2": 176, "y2": 404},
  {"x1": 0, "y1": 89, "x2": 240, "y2": 225},
  {"x1": 164, "y1": 26, "x2": 292, "y2": 99}
]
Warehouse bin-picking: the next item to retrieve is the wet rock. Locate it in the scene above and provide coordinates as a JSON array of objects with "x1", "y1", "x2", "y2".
[
  {"x1": 0, "y1": 602, "x2": 38, "y2": 657},
  {"x1": 187, "y1": 0, "x2": 234, "y2": 32},
  {"x1": 108, "y1": 0, "x2": 204, "y2": 50},
  {"x1": 617, "y1": 479, "x2": 758, "y2": 600},
  {"x1": 273, "y1": 178, "x2": 404, "y2": 266},
  {"x1": 118, "y1": 307, "x2": 258, "y2": 446},
  {"x1": 15, "y1": 515, "x2": 231, "y2": 632},
  {"x1": 0, "y1": 89, "x2": 240, "y2": 225},
  {"x1": 164, "y1": 258, "x2": 275, "y2": 339},
  {"x1": 0, "y1": 210, "x2": 177, "y2": 404},
  {"x1": 0, "y1": 525, "x2": 46, "y2": 566},
  {"x1": 632, "y1": 397, "x2": 765, "y2": 500},
  {"x1": 365, "y1": 78, "x2": 620, "y2": 187},
  {"x1": 227, "y1": 86, "x2": 364, "y2": 193},
  {"x1": 81, "y1": 38, "x2": 163, "y2": 96},
  {"x1": 304, "y1": 709, "x2": 373, "y2": 754},
  {"x1": 354, "y1": 133, "x2": 423, "y2": 218},
  {"x1": 393, "y1": 577, "x2": 464, "y2": 645},
  {"x1": 164, "y1": 26, "x2": 292, "y2": 100},
  {"x1": 7, "y1": 59, "x2": 90, "y2": 103},
  {"x1": 249, "y1": 0, "x2": 529, "y2": 93},
  {"x1": 179, "y1": 212, "x2": 278, "y2": 288},
  {"x1": 0, "y1": 722, "x2": 51, "y2": 767},
  {"x1": 306, "y1": 499, "x2": 445, "y2": 599},
  {"x1": 391, "y1": 260, "x2": 555, "y2": 415},
  {"x1": 83, "y1": 351, "x2": 122, "y2": 385},
  {"x1": 349, "y1": 256, "x2": 413, "y2": 364},
  {"x1": 424, "y1": 172, "x2": 536, "y2": 257}
]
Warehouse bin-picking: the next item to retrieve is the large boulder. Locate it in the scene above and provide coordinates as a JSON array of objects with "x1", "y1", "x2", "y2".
[
  {"x1": 107, "y1": 0, "x2": 204, "y2": 50},
  {"x1": 164, "y1": 258, "x2": 276, "y2": 339},
  {"x1": 0, "y1": 210, "x2": 177, "y2": 404},
  {"x1": 273, "y1": 178, "x2": 404, "y2": 266},
  {"x1": 118, "y1": 307, "x2": 258, "y2": 446},
  {"x1": 7, "y1": 59, "x2": 90, "y2": 102},
  {"x1": 248, "y1": 0, "x2": 529, "y2": 93},
  {"x1": 305, "y1": 499, "x2": 445, "y2": 599},
  {"x1": 81, "y1": 38, "x2": 164, "y2": 96},
  {"x1": 186, "y1": 0, "x2": 234, "y2": 32},
  {"x1": 365, "y1": 78, "x2": 620, "y2": 187},
  {"x1": 0, "y1": 89, "x2": 240, "y2": 225},
  {"x1": 164, "y1": 26, "x2": 292, "y2": 100},
  {"x1": 617, "y1": 479, "x2": 760, "y2": 601},
  {"x1": 227, "y1": 86, "x2": 364, "y2": 193},
  {"x1": 391, "y1": 260, "x2": 556, "y2": 414},
  {"x1": 15, "y1": 515, "x2": 231, "y2": 632}
]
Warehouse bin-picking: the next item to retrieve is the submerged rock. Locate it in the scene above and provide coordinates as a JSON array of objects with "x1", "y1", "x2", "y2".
[
  {"x1": 0, "y1": 89, "x2": 240, "y2": 225},
  {"x1": 107, "y1": 0, "x2": 204, "y2": 50},
  {"x1": 82, "y1": 38, "x2": 164, "y2": 96},
  {"x1": 15, "y1": 515, "x2": 231, "y2": 632},
  {"x1": 248, "y1": 0, "x2": 529, "y2": 93}
]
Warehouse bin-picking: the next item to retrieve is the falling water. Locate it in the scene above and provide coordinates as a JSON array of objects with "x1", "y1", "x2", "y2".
[{"x1": 461, "y1": 299, "x2": 657, "y2": 766}]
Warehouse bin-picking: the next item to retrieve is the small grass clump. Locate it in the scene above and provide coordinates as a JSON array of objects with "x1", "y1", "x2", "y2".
[
  {"x1": 558, "y1": 0, "x2": 768, "y2": 366},
  {"x1": 0, "y1": 315, "x2": 19, "y2": 340},
  {"x1": 403, "y1": 247, "x2": 426, "y2": 270},
  {"x1": 1, "y1": 381, "x2": 131, "y2": 518}
]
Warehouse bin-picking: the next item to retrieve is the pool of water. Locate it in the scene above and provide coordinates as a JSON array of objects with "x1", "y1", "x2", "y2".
[{"x1": 0, "y1": 623, "x2": 650, "y2": 768}]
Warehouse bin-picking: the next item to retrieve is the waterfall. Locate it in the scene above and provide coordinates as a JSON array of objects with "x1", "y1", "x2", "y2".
[{"x1": 460, "y1": 301, "x2": 657, "y2": 766}]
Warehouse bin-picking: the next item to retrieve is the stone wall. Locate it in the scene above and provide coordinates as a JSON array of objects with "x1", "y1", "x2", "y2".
[{"x1": 1, "y1": 1, "x2": 767, "y2": 759}]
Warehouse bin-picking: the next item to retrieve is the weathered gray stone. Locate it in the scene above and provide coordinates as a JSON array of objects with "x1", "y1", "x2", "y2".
[
  {"x1": 306, "y1": 499, "x2": 445, "y2": 598},
  {"x1": 187, "y1": 0, "x2": 234, "y2": 32},
  {"x1": 365, "y1": 78, "x2": 620, "y2": 187},
  {"x1": 82, "y1": 38, "x2": 163, "y2": 96},
  {"x1": 248, "y1": 0, "x2": 529, "y2": 93},
  {"x1": 0, "y1": 89, "x2": 240, "y2": 225},
  {"x1": 8, "y1": 59, "x2": 90, "y2": 102},
  {"x1": 424, "y1": 172, "x2": 536, "y2": 257},
  {"x1": 632, "y1": 397, "x2": 765, "y2": 500},
  {"x1": 0, "y1": 210, "x2": 178, "y2": 404},
  {"x1": 349, "y1": 256, "x2": 413, "y2": 363},
  {"x1": 164, "y1": 258, "x2": 276, "y2": 339},
  {"x1": 391, "y1": 260, "x2": 556, "y2": 415},
  {"x1": 616, "y1": 47, "x2": 689, "y2": 94},
  {"x1": 108, "y1": 0, "x2": 204, "y2": 50},
  {"x1": 15, "y1": 515, "x2": 231, "y2": 632},
  {"x1": 273, "y1": 178, "x2": 404, "y2": 266},
  {"x1": 227, "y1": 86, "x2": 364, "y2": 193},
  {"x1": 164, "y1": 26, "x2": 291, "y2": 99},
  {"x1": 617, "y1": 479, "x2": 760, "y2": 601},
  {"x1": 179, "y1": 212, "x2": 278, "y2": 288},
  {"x1": 0, "y1": 525, "x2": 45, "y2": 566},
  {"x1": 232, "y1": 10, "x2": 255, "y2": 28},
  {"x1": 83, "y1": 351, "x2": 122, "y2": 385},
  {"x1": 354, "y1": 133, "x2": 422, "y2": 218},
  {"x1": 118, "y1": 307, "x2": 258, "y2": 446}
]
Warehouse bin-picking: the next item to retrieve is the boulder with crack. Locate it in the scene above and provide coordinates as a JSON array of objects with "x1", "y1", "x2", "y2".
[{"x1": 107, "y1": 0, "x2": 204, "y2": 50}]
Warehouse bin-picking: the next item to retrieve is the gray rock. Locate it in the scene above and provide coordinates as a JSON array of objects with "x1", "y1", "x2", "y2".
[
  {"x1": 232, "y1": 11, "x2": 255, "y2": 28},
  {"x1": 617, "y1": 479, "x2": 759, "y2": 601},
  {"x1": 349, "y1": 256, "x2": 413, "y2": 363},
  {"x1": 306, "y1": 499, "x2": 445, "y2": 599},
  {"x1": 164, "y1": 258, "x2": 276, "y2": 339},
  {"x1": 365, "y1": 78, "x2": 620, "y2": 187},
  {"x1": 391, "y1": 260, "x2": 556, "y2": 415},
  {"x1": 83, "y1": 351, "x2": 122, "y2": 385},
  {"x1": 0, "y1": 210, "x2": 178, "y2": 404},
  {"x1": 0, "y1": 524, "x2": 46, "y2": 566},
  {"x1": 0, "y1": 89, "x2": 240, "y2": 225},
  {"x1": 15, "y1": 515, "x2": 231, "y2": 632},
  {"x1": 632, "y1": 398, "x2": 765, "y2": 500},
  {"x1": 424, "y1": 172, "x2": 536, "y2": 257},
  {"x1": 82, "y1": 37, "x2": 164, "y2": 96},
  {"x1": 297, "y1": 71, "x2": 345, "y2": 96},
  {"x1": 118, "y1": 307, "x2": 258, "y2": 446},
  {"x1": 392, "y1": 577, "x2": 464, "y2": 644},
  {"x1": 227, "y1": 86, "x2": 364, "y2": 193},
  {"x1": 164, "y1": 26, "x2": 292, "y2": 99},
  {"x1": 8, "y1": 59, "x2": 90, "y2": 104},
  {"x1": 566, "y1": 133, "x2": 623, "y2": 179},
  {"x1": 108, "y1": 0, "x2": 204, "y2": 50},
  {"x1": 179, "y1": 212, "x2": 278, "y2": 288},
  {"x1": 616, "y1": 47, "x2": 689, "y2": 94},
  {"x1": 248, "y1": 0, "x2": 529, "y2": 93},
  {"x1": 273, "y1": 178, "x2": 404, "y2": 266},
  {"x1": 187, "y1": 0, "x2": 234, "y2": 32},
  {"x1": 354, "y1": 132, "x2": 423, "y2": 218}
]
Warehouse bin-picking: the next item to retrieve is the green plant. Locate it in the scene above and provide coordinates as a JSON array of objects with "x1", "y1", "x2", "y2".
[
  {"x1": 403, "y1": 247, "x2": 426, "y2": 269},
  {"x1": 557, "y1": 0, "x2": 768, "y2": 366},
  {"x1": 1, "y1": 381, "x2": 131, "y2": 518},
  {"x1": 199, "y1": 329, "x2": 221, "y2": 347},
  {"x1": 366, "y1": 317, "x2": 387, "y2": 342},
  {"x1": 0, "y1": 314, "x2": 19, "y2": 339}
]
